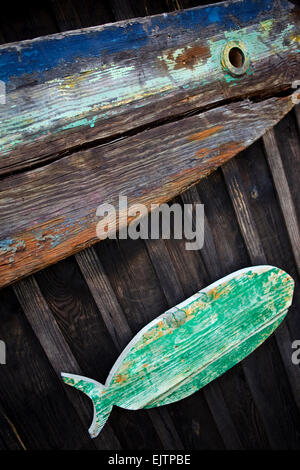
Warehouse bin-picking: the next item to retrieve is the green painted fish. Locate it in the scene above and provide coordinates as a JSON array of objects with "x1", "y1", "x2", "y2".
[{"x1": 62, "y1": 265, "x2": 294, "y2": 438}]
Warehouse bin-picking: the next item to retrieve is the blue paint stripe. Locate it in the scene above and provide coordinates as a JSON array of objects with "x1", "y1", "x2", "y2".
[{"x1": 0, "y1": 0, "x2": 285, "y2": 83}]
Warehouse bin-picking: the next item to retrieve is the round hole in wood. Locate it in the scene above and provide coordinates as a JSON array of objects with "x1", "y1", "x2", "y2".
[
  {"x1": 222, "y1": 41, "x2": 250, "y2": 77},
  {"x1": 228, "y1": 47, "x2": 245, "y2": 68}
]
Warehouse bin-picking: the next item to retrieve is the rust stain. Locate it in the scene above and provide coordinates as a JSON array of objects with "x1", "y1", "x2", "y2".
[
  {"x1": 196, "y1": 147, "x2": 211, "y2": 159},
  {"x1": 116, "y1": 374, "x2": 127, "y2": 384},
  {"x1": 174, "y1": 44, "x2": 211, "y2": 70},
  {"x1": 210, "y1": 286, "x2": 229, "y2": 301},
  {"x1": 188, "y1": 125, "x2": 223, "y2": 142},
  {"x1": 197, "y1": 141, "x2": 245, "y2": 164},
  {"x1": 157, "y1": 58, "x2": 169, "y2": 73},
  {"x1": 180, "y1": 95, "x2": 199, "y2": 104}
]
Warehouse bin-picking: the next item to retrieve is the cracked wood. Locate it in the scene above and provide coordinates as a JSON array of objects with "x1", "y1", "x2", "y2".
[{"x1": 0, "y1": 0, "x2": 299, "y2": 287}]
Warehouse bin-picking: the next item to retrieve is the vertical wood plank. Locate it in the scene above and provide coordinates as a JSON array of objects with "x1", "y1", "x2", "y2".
[
  {"x1": 263, "y1": 129, "x2": 300, "y2": 274},
  {"x1": 0, "y1": 286, "x2": 94, "y2": 449},
  {"x1": 222, "y1": 154, "x2": 300, "y2": 449},
  {"x1": 76, "y1": 246, "x2": 184, "y2": 450},
  {"x1": 0, "y1": 404, "x2": 26, "y2": 450},
  {"x1": 295, "y1": 105, "x2": 300, "y2": 132},
  {"x1": 13, "y1": 277, "x2": 121, "y2": 450},
  {"x1": 274, "y1": 110, "x2": 300, "y2": 222}
]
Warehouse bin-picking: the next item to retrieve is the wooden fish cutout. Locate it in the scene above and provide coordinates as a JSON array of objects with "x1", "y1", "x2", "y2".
[{"x1": 62, "y1": 265, "x2": 294, "y2": 438}]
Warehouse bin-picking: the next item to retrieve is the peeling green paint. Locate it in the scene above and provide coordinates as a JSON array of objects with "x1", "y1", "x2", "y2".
[{"x1": 62, "y1": 266, "x2": 294, "y2": 438}]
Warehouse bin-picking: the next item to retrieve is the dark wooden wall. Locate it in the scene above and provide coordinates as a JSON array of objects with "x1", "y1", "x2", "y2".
[{"x1": 0, "y1": 0, "x2": 299, "y2": 450}]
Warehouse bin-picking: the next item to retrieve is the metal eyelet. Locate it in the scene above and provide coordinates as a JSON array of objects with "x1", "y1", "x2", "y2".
[{"x1": 222, "y1": 41, "x2": 250, "y2": 77}]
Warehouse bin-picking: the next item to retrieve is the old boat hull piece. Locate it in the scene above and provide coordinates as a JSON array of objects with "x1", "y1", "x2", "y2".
[
  {"x1": 62, "y1": 265, "x2": 294, "y2": 438},
  {"x1": 0, "y1": 0, "x2": 299, "y2": 288}
]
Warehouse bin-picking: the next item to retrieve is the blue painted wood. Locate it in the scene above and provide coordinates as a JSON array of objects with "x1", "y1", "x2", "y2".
[
  {"x1": 0, "y1": 0, "x2": 298, "y2": 176},
  {"x1": 0, "y1": 0, "x2": 277, "y2": 85}
]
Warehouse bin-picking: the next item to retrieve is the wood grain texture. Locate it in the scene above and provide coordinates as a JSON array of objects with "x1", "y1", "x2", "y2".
[
  {"x1": 0, "y1": 0, "x2": 298, "y2": 174},
  {"x1": 62, "y1": 266, "x2": 294, "y2": 437},
  {"x1": 222, "y1": 145, "x2": 300, "y2": 448},
  {"x1": 0, "y1": 0, "x2": 299, "y2": 287},
  {"x1": 263, "y1": 129, "x2": 300, "y2": 274},
  {"x1": 0, "y1": 285, "x2": 95, "y2": 449},
  {"x1": 13, "y1": 276, "x2": 121, "y2": 450},
  {"x1": 0, "y1": 95, "x2": 294, "y2": 288}
]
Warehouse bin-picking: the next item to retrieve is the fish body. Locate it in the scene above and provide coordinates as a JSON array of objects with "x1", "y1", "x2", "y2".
[{"x1": 62, "y1": 265, "x2": 294, "y2": 438}]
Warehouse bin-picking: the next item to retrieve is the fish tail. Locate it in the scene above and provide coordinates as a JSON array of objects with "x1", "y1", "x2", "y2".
[{"x1": 61, "y1": 372, "x2": 113, "y2": 438}]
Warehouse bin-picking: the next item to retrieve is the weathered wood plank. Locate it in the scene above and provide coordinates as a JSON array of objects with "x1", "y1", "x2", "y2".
[
  {"x1": 222, "y1": 159, "x2": 265, "y2": 264},
  {"x1": 13, "y1": 276, "x2": 121, "y2": 450},
  {"x1": 0, "y1": 285, "x2": 95, "y2": 449},
  {"x1": 295, "y1": 105, "x2": 300, "y2": 131},
  {"x1": 0, "y1": 403, "x2": 26, "y2": 450},
  {"x1": 274, "y1": 108, "x2": 300, "y2": 226},
  {"x1": 75, "y1": 246, "x2": 184, "y2": 449},
  {"x1": 228, "y1": 136, "x2": 300, "y2": 396},
  {"x1": 145, "y1": 239, "x2": 185, "y2": 305},
  {"x1": 195, "y1": 167, "x2": 297, "y2": 448},
  {"x1": 62, "y1": 266, "x2": 294, "y2": 437},
  {"x1": 181, "y1": 186, "x2": 223, "y2": 279},
  {"x1": 263, "y1": 129, "x2": 300, "y2": 274},
  {"x1": 0, "y1": 0, "x2": 299, "y2": 451},
  {"x1": 0, "y1": 0, "x2": 298, "y2": 174},
  {"x1": 0, "y1": 95, "x2": 294, "y2": 288}
]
